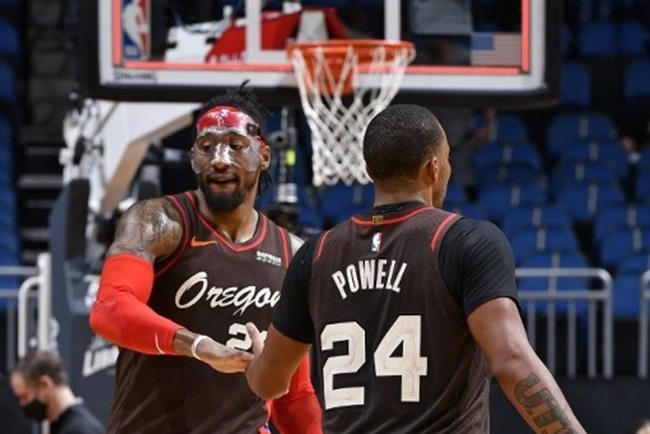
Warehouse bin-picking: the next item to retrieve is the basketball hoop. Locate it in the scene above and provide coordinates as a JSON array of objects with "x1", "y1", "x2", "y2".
[{"x1": 287, "y1": 39, "x2": 415, "y2": 186}]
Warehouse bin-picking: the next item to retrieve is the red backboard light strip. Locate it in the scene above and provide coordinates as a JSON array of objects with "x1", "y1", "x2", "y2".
[
  {"x1": 122, "y1": 60, "x2": 522, "y2": 76},
  {"x1": 112, "y1": 0, "x2": 121, "y2": 65},
  {"x1": 522, "y1": 0, "x2": 530, "y2": 72}
]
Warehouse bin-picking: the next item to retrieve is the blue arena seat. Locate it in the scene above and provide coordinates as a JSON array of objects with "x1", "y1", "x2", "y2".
[
  {"x1": 578, "y1": 20, "x2": 617, "y2": 57},
  {"x1": 443, "y1": 183, "x2": 467, "y2": 208},
  {"x1": 501, "y1": 205, "x2": 572, "y2": 238},
  {"x1": 560, "y1": 61, "x2": 591, "y2": 108},
  {"x1": 616, "y1": 253, "x2": 650, "y2": 276},
  {"x1": 519, "y1": 250, "x2": 590, "y2": 271},
  {"x1": 0, "y1": 20, "x2": 19, "y2": 65},
  {"x1": 485, "y1": 113, "x2": 529, "y2": 143},
  {"x1": 510, "y1": 227, "x2": 581, "y2": 265},
  {"x1": 476, "y1": 162, "x2": 542, "y2": 188},
  {"x1": 0, "y1": 185, "x2": 16, "y2": 215},
  {"x1": 0, "y1": 61, "x2": 16, "y2": 103},
  {"x1": 0, "y1": 248, "x2": 21, "y2": 309},
  {"x1": 576, "y1": 18, "x2": 646, "y2": 58},
  {"x1": 594, "y1": 204, "x2": 650, "y2": 244},
  {"x1": 624, "y1": 59, "x2": 650, "y2": 103},
  {"x1": 0, "y1": 225, "x2": 18, "y2": 255},
  {"x1": 559, "y1": 139, "x2": 630, "y2": 180},
  {"x1": 517, "y1": 251, "x2": 591, "y2": 312},
  {"x1": 555, "y1": 182, "x2": 626, "y2": 222},
  {"x1": 477, "y1": 184, "x2": 546, "y2": 222},
  {"x1": 599, "y1": 228, "x2": 650, "y2": 268},
  {"x1": 0, "y1": 115, "x2": 13, "y2": 170},
  {"x1": 549, "y1": 160, "x2": 619, "y2": 196},
  {"x1": 612, "y1": 273, "x2": 643, "y2": 318},
  {"x1": 0, "y1": 204, "x2": 14, "y2": 230},
  {"x1": 619, "y1": 19, "x2": 648, "y2": 57},
  {"x1": 637, "y1": 171, "x2": 650, "y2": 204},
  {"x1": 474, "y1": 140, "x2": 541, "y2": 172},
  {"x1": 546, "y1": 112, "x2": 618, "y2": 159}
]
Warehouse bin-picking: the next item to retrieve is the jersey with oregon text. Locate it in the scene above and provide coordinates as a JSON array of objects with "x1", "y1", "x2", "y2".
[
  {"x1": 309, "y1": 205, "x2": 491, "y2": 434},
  {"x1": 107, "y1": 191, "x2": 291, "y2": 434}
]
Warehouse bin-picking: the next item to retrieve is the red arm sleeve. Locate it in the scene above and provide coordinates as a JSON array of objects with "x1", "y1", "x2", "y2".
[
  {"x1": 89, "y1": 254, "x2": 183, "y2": 355},
  {"x1": 270, "y1": 355, "x2": 322, "y2": 434}
]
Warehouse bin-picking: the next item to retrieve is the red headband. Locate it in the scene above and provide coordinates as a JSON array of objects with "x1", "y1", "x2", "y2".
[{"x1": 196, "y1": 106, "x2": 266, "y2": 146}]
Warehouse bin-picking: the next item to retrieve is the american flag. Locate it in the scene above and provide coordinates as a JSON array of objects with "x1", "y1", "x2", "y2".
[{"x1": 470, "y1": 33, "x2": 522, "y2": 66}]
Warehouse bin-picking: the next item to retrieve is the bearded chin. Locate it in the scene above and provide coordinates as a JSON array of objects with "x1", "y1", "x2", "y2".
[
  {"x1": 199, "y1": 179, "x2": 246, "y2": 213},
  {"x1": 206, "y1": 191, "x2": 245, "y2": 213}
]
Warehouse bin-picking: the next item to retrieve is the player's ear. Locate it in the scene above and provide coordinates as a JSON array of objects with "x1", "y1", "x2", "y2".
[
  {"x1": 260, "y1": 142, "x2": 271, "y2": 171},
  {"x1": 364, "y1": 163, "x2": 374, "y2": 180},
  {"x1": 423, "y1": 154, "x2": 439, "y2": 184}
]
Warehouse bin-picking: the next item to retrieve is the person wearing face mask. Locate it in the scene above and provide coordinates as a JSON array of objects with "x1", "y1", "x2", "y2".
[
  {"x1": 9, "y1": 351, "x2": 104, "y2": 434},
  {"x1": 89, "y1": 82, "x2": 321, "y2": 434}
]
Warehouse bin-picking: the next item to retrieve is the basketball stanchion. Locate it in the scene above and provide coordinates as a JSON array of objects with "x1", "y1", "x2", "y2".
[{"x1": 287, "y1": 39, "x2": 415, "y2": 186}]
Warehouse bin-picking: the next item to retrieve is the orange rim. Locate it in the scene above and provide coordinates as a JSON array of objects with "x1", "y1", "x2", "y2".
[
  {"x1": 287, "y1": 39, "x2": 415, "y2": 96},
  {"x1": 286, "y1": 39, "x2": 415, "y2": 63}
]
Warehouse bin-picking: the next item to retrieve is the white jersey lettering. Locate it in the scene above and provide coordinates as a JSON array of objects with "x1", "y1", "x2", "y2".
[
  {"x1": 332, "y1": 260, "x2": 408, "y2": 300},
  {"x1": 175, "y1": 271, "x2": 280, "y2": 315}
]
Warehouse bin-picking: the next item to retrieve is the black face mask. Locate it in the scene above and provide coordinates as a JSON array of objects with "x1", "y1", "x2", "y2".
[{"x1": 21, "y1": 398, "x2": 47, "y2": 422}]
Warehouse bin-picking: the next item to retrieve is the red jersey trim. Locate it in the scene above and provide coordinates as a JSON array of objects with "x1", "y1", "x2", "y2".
[
  {"x1": 350, "y1": 206, "x2": 434, "y2": 226},
  {"x1": 315, "y1": 230, "x2": 331, "y2": 260},
  {"x1": 154, "y1": 193, "x2": 190, "y2": 278},
  {"x1": 277, "y1": 227, "x2": 291, "y2": 269},
  {"x1": 430, "y1": 213, "x2": 460, "y2": 251}
]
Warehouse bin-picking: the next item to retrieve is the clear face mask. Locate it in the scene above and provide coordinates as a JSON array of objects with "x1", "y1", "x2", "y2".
[
  {"x1": 191, "y1": 106, "x2": 266, "y2": 174},
  {"x1": 191, "y1": 127, "x2": 263, "y2": 173}
]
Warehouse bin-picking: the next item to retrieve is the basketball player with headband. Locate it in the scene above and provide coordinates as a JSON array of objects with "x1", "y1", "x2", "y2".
[
  {"x1": 192, "y1": 106, "x2": 266, "y2": 175},
  {"x1": 90, "y1": 82, "x2": 321, "y2": 434}
]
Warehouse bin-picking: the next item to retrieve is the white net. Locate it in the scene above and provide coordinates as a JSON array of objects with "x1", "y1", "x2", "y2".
[{"x1": 288, "y1": 41, "x2": 415, "y2": 186}]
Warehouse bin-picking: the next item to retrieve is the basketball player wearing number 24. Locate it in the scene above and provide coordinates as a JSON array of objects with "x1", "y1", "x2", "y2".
[
  {"x1": 89, "y1": 82, "x2": 321, "y2": 434},
  {"x1": 245, "y1": 104, "x2": 586, "y2": 434}
]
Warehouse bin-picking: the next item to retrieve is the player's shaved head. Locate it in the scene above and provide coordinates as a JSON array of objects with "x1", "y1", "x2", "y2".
[{"x1": 363, "y1": 104, "x2": 446, "y2": 181}]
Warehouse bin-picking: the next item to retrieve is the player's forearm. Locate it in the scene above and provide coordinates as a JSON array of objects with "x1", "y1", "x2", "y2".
[
  {"x1": 90, "y1": 254, "x2": 182, "y2": 355},
  {"x1": 89, "y1": 289, "x2": 182, "y2": 354},
  {"x1": 493, "y1": 358, "x2": 586, "y2": 433},
  {"x1": 246, "y1": 359, "x2": 292, "y2": 400}
]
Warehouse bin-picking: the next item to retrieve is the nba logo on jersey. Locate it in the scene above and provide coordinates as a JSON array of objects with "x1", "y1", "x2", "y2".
[
  {"x1": 371, "y1": 232, "x2": 382, "y2": 252},
  {"x1": 121, "y1": 0, "x2": 151, "y2": 60}
]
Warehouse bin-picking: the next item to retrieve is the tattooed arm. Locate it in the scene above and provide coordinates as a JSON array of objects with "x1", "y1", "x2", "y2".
[
  {"x1": 89, "y1": 198, "x2": 251, "y2": 372},
  {"x1": 468, "y1": 298, "x2": 586, "y2": 434},
  {"x1": 104, "y1": 198, "x2": 183, "y2": 261}
]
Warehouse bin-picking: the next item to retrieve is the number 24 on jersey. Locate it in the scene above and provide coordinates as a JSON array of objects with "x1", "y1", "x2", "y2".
[{"x1": 321, "y1": 315, "x2": 427, "y2": 410}]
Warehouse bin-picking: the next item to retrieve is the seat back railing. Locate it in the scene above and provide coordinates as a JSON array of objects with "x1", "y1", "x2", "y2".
[
  {"x1": 516, "y1": 267, "x2": 613, "y2": 379},
  {"x1": 0, "y1": 264, "x2": 39, "y2": 369},
  {"x1": 0, "y1": 253, "x2": 52, "y2": 369}
]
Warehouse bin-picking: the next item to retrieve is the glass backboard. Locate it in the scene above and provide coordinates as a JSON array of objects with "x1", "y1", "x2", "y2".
[{"x1": 79, "y1": 0, "x2": 561, "y2": 108}]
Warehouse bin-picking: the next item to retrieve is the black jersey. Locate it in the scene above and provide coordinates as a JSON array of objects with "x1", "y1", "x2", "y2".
[
  {"x1": 273, "y1": 202, "x2": 519, "y2": 434},
  {"x1": 107, "y1": 191, "x2": 292, "y2": 434}
]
